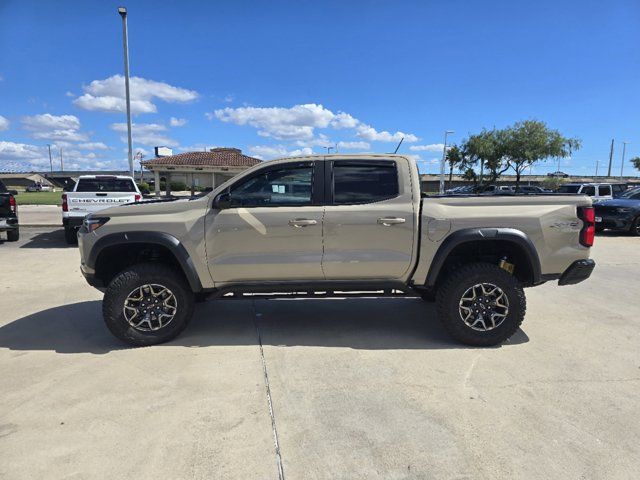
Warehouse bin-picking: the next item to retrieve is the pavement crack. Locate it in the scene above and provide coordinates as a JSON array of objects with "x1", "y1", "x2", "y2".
[{"x1": 252, "y1": 300, "x2": 285, "y2": 480}]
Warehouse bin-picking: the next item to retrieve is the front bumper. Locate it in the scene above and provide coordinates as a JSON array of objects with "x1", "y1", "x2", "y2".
[{"x1": 558, "y1": 259, "x2": 596, "y2": 286}]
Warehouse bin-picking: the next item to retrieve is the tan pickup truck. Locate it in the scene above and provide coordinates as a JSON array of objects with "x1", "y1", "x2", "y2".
[{"x1": 77, "y1": 154, "x2": 595, "y2": 347}]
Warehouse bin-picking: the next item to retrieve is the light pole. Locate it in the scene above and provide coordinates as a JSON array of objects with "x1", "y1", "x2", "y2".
[
  {"x1": 620, "y1": 141, "x2": 628, "y2": 179},
  {"x1": 47, "y1": 144, "x2": 53, "y2": 172},
  {"x1": 118, "y1": 6, "x2": 134, "y2": 178},
  {"x1": 439, "y1": 130, "x2": 454, "y2": 194}
]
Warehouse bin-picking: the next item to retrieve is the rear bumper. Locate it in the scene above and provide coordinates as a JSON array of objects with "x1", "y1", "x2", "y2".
[
  {"x1": 0, "y1": 216, "x2": 19, "y2": 231},
  {"x1": 558, "y1": 259, "x2": 596, "y2": 286}
]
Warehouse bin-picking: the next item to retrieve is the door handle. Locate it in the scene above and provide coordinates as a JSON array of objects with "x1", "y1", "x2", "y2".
[
  {"x1": 377, "y1": 217, "x2": 406, "y2": 226},
  {"x1": 288, "y1": 218, "x2": 317, "y2": 228}
]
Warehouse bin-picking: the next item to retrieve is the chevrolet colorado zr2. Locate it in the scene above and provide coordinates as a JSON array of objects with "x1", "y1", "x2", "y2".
[{"x1": 76, "y1": 155, "x2": 596, "y2": 347}]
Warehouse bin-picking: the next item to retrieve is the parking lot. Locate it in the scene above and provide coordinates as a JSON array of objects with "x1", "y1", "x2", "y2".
[{"x1": 0, "y1": 227, "x2": 639, "y2": 479}]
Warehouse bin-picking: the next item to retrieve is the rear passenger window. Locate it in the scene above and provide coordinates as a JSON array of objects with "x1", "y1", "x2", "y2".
[
  {"x1": 333, "y1": 161, "x2": 399, "y2": 205},
  {"x1": 581, "y1": 186, "x2": 596, "y2": 196},
  {"x1": 599, "y1": 185, "x2": 611, "y2": 196}
]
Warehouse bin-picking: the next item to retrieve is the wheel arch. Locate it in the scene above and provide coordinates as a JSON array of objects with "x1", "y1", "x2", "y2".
[
  {"x1": 88, "y1": 232, "x2": 202, "y2": 292},
  {"x1": 425, "y1": 228, "x2": 542, "y2": 287}
]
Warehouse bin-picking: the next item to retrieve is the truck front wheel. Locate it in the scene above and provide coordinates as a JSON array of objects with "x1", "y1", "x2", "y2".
[
  {"x1": 436, "y1": 262, "x2": 526, "y2": 346},
  {"x1": 103, "y1": 263, "x2": 195, "y2": 346}
]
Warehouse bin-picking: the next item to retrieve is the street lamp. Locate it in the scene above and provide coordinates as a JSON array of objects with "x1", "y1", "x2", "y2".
[
  {"x1": 439, "y1": 130, "x2": 454, "y2": 194},
  {"x1": 118, "y1": 6, "x2": 134, "y2": 178},
  {"x1": 47, "y1": 144, "x2": 53, "y2": 173},
  {"x1": 620, "y1": 141, "x2": 629, "y2": 179}
]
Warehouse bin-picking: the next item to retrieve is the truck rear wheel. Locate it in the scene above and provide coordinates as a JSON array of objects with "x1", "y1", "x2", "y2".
[
  {"x1": 6, "y1": 228, "x2": 19, "y2": 242},
  {"x1": 103, "y1": 263, "x2": 195, "y2": 346},
  {"x1": 64, "y1": 226, "x2": 77, "y2": 244},
  {"x1": 436, "y1": 262, "x2": 526, "y2": 346}
]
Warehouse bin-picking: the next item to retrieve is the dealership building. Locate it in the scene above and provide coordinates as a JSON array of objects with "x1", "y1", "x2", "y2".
[{"x1": 141, "y1": 147, "x2": 262, "y2": 196}]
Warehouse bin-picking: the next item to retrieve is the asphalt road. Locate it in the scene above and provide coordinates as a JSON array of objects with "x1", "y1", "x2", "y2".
[{"x1": 1, "y1": 227, "x2": 639, "y2": 479}]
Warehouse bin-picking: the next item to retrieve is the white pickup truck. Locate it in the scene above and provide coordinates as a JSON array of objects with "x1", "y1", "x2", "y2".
[{"x1": 62, "y1": 175, "x2": 141, "y2": 244}]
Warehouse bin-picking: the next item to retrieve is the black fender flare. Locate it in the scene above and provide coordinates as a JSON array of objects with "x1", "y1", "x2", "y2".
[
  {"x1": 87, "y1": 231, "x2": 203, "y2": 292},
  {"x1": 425, "y1": 228, "x2": 541, "y2": 286}
]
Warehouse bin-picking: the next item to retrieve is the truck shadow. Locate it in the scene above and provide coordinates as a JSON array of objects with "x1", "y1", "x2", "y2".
[
  {"x1": 20, "y1": 229, "x2": 74, "y2": 248},
  {"x1": 0, "y1": 298, "x2": 529, "y2": 354}
]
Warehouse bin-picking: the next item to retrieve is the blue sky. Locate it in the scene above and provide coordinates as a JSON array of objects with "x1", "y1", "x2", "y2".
[{"x1": 1, "y1": 0, "x2": 639, "y2": 176}]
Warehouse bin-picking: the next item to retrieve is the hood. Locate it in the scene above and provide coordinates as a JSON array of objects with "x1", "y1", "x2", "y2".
[
  {"x1": 594, "y1": 198, "x2": 640, "y2": 209},
  {"x1": 95, "y1": 195, "x2": 209, "y2": 218}
]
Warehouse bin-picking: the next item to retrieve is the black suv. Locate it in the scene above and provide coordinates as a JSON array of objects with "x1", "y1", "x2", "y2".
[
  {"x1": 0, "y1": 179, "x2": 19, "y2": 242},
  {"x1": 594, "y1": 187, "x2": 640, "y2": 235}
]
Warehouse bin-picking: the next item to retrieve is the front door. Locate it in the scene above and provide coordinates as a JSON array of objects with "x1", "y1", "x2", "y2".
[
  {"x1": 322, "y1": 159, "x2": 416, "y2": 280},
  {"x1": 205, "y1": 161, "x2": 325, "y2": 284}
]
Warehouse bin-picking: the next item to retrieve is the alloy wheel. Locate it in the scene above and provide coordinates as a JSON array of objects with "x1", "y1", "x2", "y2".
[
  {"x1": 123, "y1": 284, "x2": 178, "y2": 332},
  {"x1": 458, "y1": 283, "x2": 509, "y2": 331}
]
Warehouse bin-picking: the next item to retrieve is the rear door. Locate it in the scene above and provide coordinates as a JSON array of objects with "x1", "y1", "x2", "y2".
[
  {"x1": 322, "y1": 158, "x2": 416, "y2": 280},
  {"x1": 68, "y1": 177, "x2": 139, "y2": 216},
  {"x1": 205, "y1": 161, "x2": 325, "y2": 283}
]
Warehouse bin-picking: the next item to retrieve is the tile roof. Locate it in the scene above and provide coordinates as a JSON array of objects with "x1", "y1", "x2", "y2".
[{"x1": 142, "y1": 148, "x2": 262, "y2": 168}]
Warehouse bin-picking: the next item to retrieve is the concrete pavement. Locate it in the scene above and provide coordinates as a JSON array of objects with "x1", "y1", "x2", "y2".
[{"x1": 0, "y1": 228, "x2": 639, "y2": 479}]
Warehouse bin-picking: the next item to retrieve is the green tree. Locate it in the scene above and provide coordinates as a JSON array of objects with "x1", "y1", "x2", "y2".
[
  {"x1": 631, "y1": 157, "x2": 640, "y2": 173},
  {"x1": 446, "y1": 144, "x2": 464, "y2": 188},
  {"x1": 503, "y1": 120, "x2": 581, "y2": 189}
]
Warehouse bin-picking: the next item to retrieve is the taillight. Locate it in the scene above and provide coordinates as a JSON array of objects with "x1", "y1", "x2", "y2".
[
  {"x1": 62, "y1": 193, "x2": 68, "y2": 212},
  {"x1": 9, "y1": 195, "x2": 16, "y2": 213},
  {"x1": 578, "y1": 206, "x2": 595, "y2": 247},
  {"x1": 134, "y1": 194, "x2": 141, "y2": 202}
]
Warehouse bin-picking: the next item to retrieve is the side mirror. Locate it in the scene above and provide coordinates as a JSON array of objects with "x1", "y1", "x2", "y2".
[
  {"x1": 213, "y1": 192, "x2": 231, "y2": 210},
  {"x1": 9, "y1": 190, "x2": 18, "y2": 196}
]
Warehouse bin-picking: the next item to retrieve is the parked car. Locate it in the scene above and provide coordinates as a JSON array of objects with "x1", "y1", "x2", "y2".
[
  {"x1": 481, "y1": 185, "x2": 515, "y2": 194},
  {"x1": 26, "y1": 182, "x2": 52, "y2": 192},
  {"x1": 62, "y1": 175, "x2": 141, "y2": 244},
  {"x1": 77, "y1": 154, "x2": 595, "y2": 347},
  {"x1": 556, "y1": 183, "x2": 625, "y2": 201},
  {"x1": 593, "y1": 187, "x2": 640, "y2": 235},
  {"x1": 515, "y1": 185, "x2": 550, "y2": 194},
  {"x1": 0, "y1": 179, "x2": 19, "y2": 242},
  {"x1": 548, "y1": 171, "x2": 569, "y2": 178}
]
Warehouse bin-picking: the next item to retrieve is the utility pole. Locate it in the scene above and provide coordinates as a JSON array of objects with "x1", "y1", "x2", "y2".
[
  {"x1": 620, "y1": 141, "x2": 628, "y2": 179},
  {"x1": 595, "y1": 160, "x2": 599, "y2": 177},
  {"x1": 47, "y1": 144, "x2": 53, "y2": 172},
  {"x1": 439, "y1": 130, "x2": 454, "y2": 194},
  {"x1": 607, "y1": 139, "x2": 614, "y2": 177},
  {"x1": 118, "y1": 7, "x2": 134, "y2": 178},
  {"x1": 59, "y1": 148, "x2": 64, "y2": 171}
]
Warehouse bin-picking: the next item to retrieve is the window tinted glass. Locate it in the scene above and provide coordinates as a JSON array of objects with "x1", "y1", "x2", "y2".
[
  {"x1": 557, "y1": 185, "x2": 580, "y2": 193},
  {"x1": 230, "y1": 166, "x2": 313, "y2": 207},
  {"x1": 0, "y1": 180, "x2": 7, "y2": 193},
  {"x1": 333, "y1": 162, "x2": 399, "y2": 204},
  {"x1": 612, "y1": 184, "x2": 624, "y2": 193},
  {"x1": 621, "y1": 188, "x2": 640, "y2": 199},
  {"x1": 76, "y1": 178, "x2": 136, "y2": 192},
  {"x1": 598, "y1": 185, "x2": 611, "y2": 196},
  {"x1": 582, "y1": 186, "x2": 596, "y2": 196}
]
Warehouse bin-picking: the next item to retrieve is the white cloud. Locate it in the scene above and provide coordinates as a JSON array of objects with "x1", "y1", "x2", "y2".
[
  {"x1": 65, "y1": 91, "x2": 75, "y2": 98},
  {"x1": 21, "y1": 113, "x2": 89, "y2": 142},
  {"x1": 0, "y1": 141, "x2": 44, "y2": 161},
  {"x1": 409, "y1": 143, "x2": 445, "y2": 152},
  {"x1": 74, "y1": 75, "x2": 198, "y2": 114},
  {"x1": 337, "y1": 141, "x2": 370, "y2": 150},
  {"x1": 0, "y1": 115, "x2": 9, "y2": 131},
  {"x1": 77, "y1": 142, "x2": 109, "y2": 150},
  {"x1": 223, "y1": 94, "x2": 234, "y2": 103},
  {"x1": 211, "y1": 103, "x2": 418, "y2": 145},
  {"x1": 248, "y1": 145, "x2": 313, "y2": 160},
  {"x1": 355, "y1": 124, "x2": 418, "y2": 143},
  {"x1": 110, "y1": 122, "x2": 177, "y2": 147},
  {"x1": 169, "y1": 117, "x2": 187, "y2": 127}
]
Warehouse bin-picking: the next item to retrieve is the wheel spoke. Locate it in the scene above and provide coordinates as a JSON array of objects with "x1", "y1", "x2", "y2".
[
  {"x1": 458, "y1": 282, "x2": 510, "y2": 332},
  {"x1": 123, "y1": 284, "x2": 178, "y2": 332}
]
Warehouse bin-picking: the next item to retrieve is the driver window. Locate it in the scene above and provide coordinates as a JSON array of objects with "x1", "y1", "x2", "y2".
[{"x1": 229, "y1": 165, "x2": 313, "y2": 207}]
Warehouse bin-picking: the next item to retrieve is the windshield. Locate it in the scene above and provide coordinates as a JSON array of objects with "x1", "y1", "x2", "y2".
[
  {"x1": 557, "y1": 185, "x2": 581, "y2": 194},
  {"x1": 76, "y1": 178, "x2": 137, "y2": 192},
  {"x1": 0, "y1": 179, "x2": 7, "y2": 193},
  {"x1": 620, "y1": 188, "x2": 640, "y2": 199}
]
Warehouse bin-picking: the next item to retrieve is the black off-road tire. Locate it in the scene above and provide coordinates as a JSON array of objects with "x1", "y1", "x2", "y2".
[
  {"x1": 631, "y1": 217, "x2": 640, "y2": 237},
  {"x1": 64, "y1": 226, "x2": 77, "y2": 244},
  {"x1": 6, "y1": 228, "x2": 19, "y2": 242},
  {"x1": 436, "y1": 262, "x2": 526, "y2": 346},
  {"x1": 103, "y1": 263, "x2": 195, "y2": 346}
]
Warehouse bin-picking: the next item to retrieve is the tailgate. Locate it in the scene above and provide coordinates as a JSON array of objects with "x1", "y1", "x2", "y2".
[{"x1": 66, "y1": 192, "x2": 137, "y2": 215}]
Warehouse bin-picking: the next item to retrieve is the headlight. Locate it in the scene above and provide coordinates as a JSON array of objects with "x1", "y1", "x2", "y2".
[
  {"x1": 83, "y1": 216, "x2": 110, "y2": 233},
  {"x1": 616, "y1": 207, "x2": 632, "y2": 213}
]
